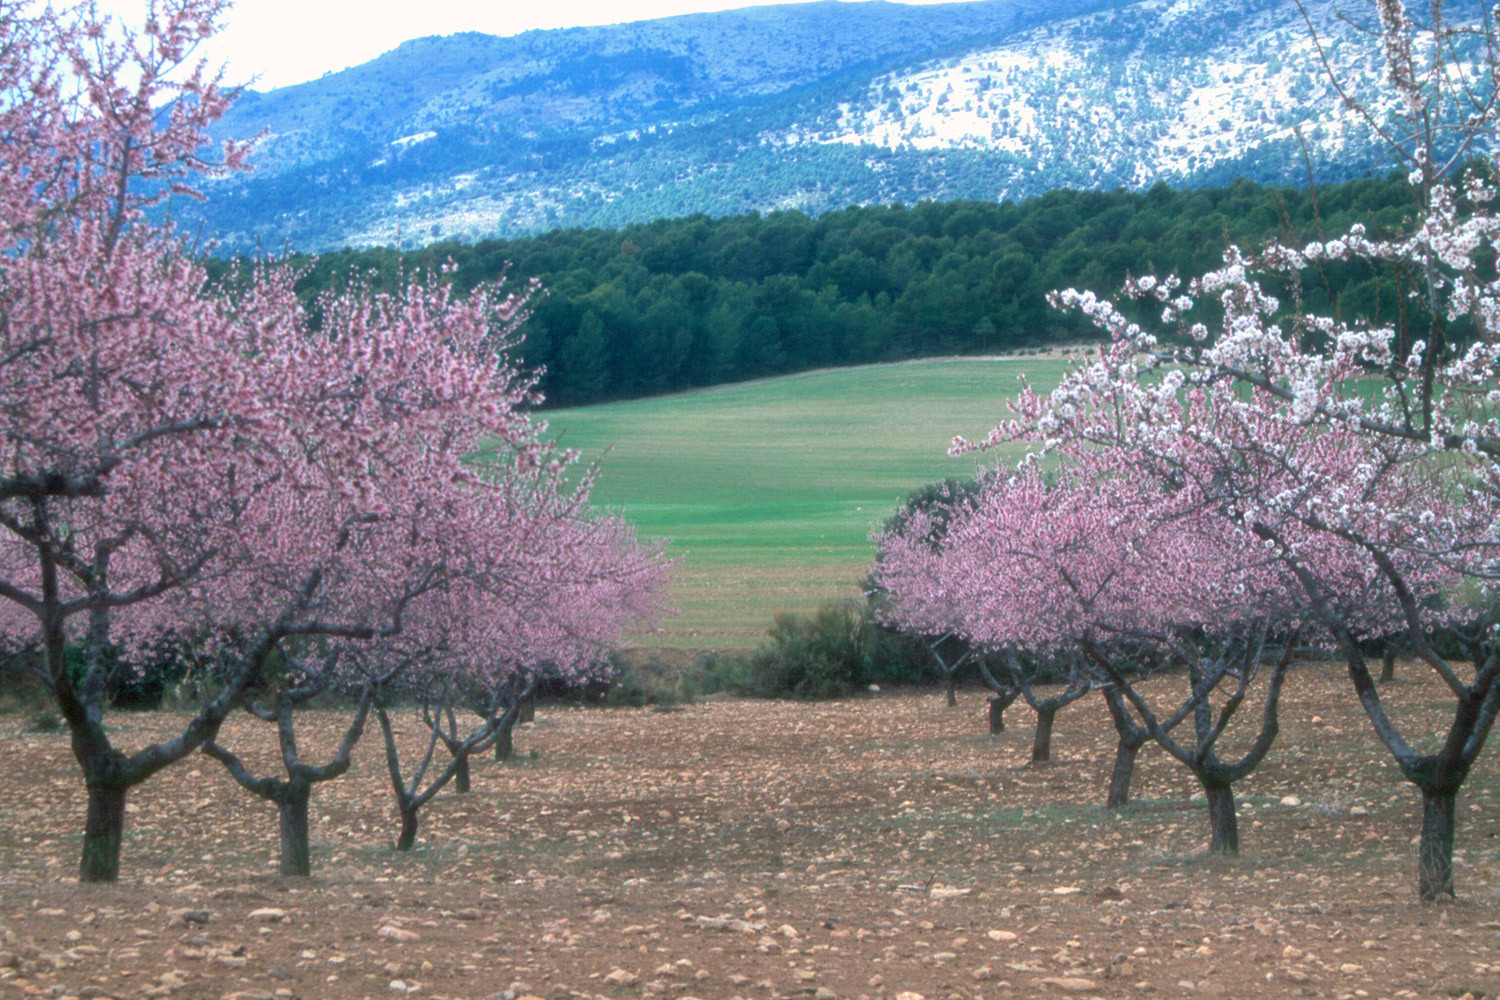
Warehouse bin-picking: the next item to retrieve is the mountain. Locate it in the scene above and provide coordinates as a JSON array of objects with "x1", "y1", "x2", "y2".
[{"x1": 183, "y1": 0, "x2": 1473, "y2": 252}]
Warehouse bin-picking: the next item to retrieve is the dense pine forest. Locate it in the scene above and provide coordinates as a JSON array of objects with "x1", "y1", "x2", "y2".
[{"x1": 247, "y1": 172, "x2": 1437, "y2": 407}]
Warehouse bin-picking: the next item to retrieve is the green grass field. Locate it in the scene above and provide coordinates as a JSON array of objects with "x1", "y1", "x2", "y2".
[{"x1": 539, "y1": 355, "x2": 1078, "y2": 649}]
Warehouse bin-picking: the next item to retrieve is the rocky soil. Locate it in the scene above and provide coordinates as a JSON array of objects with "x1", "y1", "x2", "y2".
[{"x1": 1, "y1": 668, "x2": 1498, "y2": 1000}]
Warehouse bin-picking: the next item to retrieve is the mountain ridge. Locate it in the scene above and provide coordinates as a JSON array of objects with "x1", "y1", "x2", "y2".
[{"x1": 183, "y1": 0, "x2": 1464, "y2": 252}]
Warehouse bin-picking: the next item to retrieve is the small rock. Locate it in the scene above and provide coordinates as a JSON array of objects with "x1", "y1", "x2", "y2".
[
  {"x1": 1051, "y1": 886, "x2": 1081, "y2": 896},
  {"x1": 453, "y1": 908, "x2": 482, "y2": 921},
  {"x1": 377, "y1": 925, "x2": 420, "y2": 943},
  {"x1": 815, "y1": 989, "x2": 837, "y2": 1000},
  {"x1": 1280, "y1": 795, "x2": 1302, "y2": 807},
  {"x1": 247, "y1": 909, "x2": 286, "y2": 923},
  {"x1": 930, "y1": 887, "x2": 971, "y2": 899},
  {"x1": 895, "y1": 993, "x2": 925, "y2": 1000},
  {"x1": 972, "y1": 965, "x2": 993, "y2": 981},
  {"x1": 603, "y1": 969, "x2": 638, "y2": 987},
  {"x1": 1348, "y1": 806, "x2": 1369, "y2": 817},
  {"x1": 988, "y1": 929, "x2": 1019, "y2": 942},
  {"x1": 1038, "y1": 976, "x2": 1098, "y2": 992}
]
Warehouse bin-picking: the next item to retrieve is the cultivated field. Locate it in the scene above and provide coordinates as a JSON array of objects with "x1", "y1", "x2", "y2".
[
  {"x1": 538, "y1": 356, "x2": 1076, "y2": 648},
  {"x1": 1, "y1": 668, "x2": 1498, "y2": 1000}
]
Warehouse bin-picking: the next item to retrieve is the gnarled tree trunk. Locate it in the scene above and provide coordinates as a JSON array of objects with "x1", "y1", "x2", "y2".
[
  {"x1": 278, "y1": 787, "x2": 313, "y2": 877},
  {"x1": 1203, "y1": 781, "x2": 1239, "y2": 855},
  {"x1": 1106, "y1": 740, "x2": 1141, "y2": 810},
  {"x1": 1031, "y1": 706, "x2": 1058, "y2": 763},
  {"x1": 396, "y1": 806, "x2": 420, "y2": 852},
  {"x1": 493, "y1": 722, "x2": 514, "y2": 761},
  {"x1": 1418, "y1": 789, "x2": 1457, "y2": 900},
  {"x1": 988, "y1": 690, "x2": 1018, "y2": 734},
  {"x1": 80, "y1": 782, "x2": 128, "y2": 883}
]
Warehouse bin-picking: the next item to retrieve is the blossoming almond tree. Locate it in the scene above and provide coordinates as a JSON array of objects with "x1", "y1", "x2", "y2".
[
  {"x1": 879, "y1": 463, "x2": 1306, "y2": 850},
  {"x1": 373, "y1": 482, "x2": 671, "y2": 853},
  {"x1": 0, "y1": 0, "x2": 665, "y2": 886},
  {"x1": 0, "y1": 0, "x2": 298, "y2": 883},
  {"x1": 971, "y1": 0, "x2": 1500, "y2": 897}
]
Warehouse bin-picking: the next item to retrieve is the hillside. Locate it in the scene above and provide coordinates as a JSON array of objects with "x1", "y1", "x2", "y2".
[
  {"x1": 179, "y1": 0, "x2": 1473, "y2": 251},
  {"x1": 273, "y1": 174, "x2": 1425, "y2": 408},
  {"x1": 527, "y1": 355, "x2": 1074, "y2": 647}
]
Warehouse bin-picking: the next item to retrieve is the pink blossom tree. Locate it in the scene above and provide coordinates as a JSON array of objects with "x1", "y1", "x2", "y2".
[
  {"x1": 0, "y1": 0, "x2": 669, "y2": 887},
  {"x1": 969, "y1": 0, "x2": 1499, "y2": 898},
  {"x1": 201, "y1": 648, "x2": 394, "y2": 878},
  {"x1": 875, "y1": 472, "x2": 1096, "y2": 767},
  {"x1": 0, "y1": 0, "x2": 299, "y2": 883},
  {"x1": 373, "y1": 485, "x2": 671, "y2": 853},
  {"x1": 877, "y1": 444, "x2": 1426, "y2": 854}
]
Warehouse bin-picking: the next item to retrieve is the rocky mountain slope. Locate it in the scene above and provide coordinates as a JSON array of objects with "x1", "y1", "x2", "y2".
[{"x1": 185, "y1": 0, "x2": 1476, "y2": 251}]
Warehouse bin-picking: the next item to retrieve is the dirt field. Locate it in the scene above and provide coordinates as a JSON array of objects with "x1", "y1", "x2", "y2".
[{"x1": 1, "y1": 668, "x2": 1498, "y2": 1000}]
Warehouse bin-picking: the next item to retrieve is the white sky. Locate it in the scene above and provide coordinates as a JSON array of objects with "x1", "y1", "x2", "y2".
[{"x1": 97, "y1": 0, "x2": 977, "y2": 91}]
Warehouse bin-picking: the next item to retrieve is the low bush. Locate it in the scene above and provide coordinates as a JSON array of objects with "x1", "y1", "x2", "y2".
[
  {"x1": 602, "y1": 650, "x2": 704, "y2": 706},
  {"x1": 705, "y1": 599, "x2": 935, "y2": 700}
]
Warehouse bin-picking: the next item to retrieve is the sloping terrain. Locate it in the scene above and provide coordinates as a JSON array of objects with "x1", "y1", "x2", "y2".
[{"x1": 182, "y1": 0, "x2": 1464, "y2": 251}]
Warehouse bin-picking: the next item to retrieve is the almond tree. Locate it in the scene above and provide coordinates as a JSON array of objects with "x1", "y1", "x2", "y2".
[
  {"x1": 875, "y1": 473, "x2": 1096, "y2": 767},
  {"x1": 201, "y1": 648, "x2": 393, "y2": 878},
  {"x1": 0, "y1": 0, "x2": 603, "y2": 884},
  {"x1": 974, "y1": 0, "x2": 1500, "y2": 899},
  {"x1": 0, "y1": 0, "x2": 287, "y2": 883},
  {"x1": 876, "y1": 454, "x2": 1412, "y2": 853},
  {"x1": 374, "y1": 493, "x2": 671, "y2": 853},
  {"x1": 186, "y1": 253, "x2": 673, "y2": 873},
  {"x1": 869, "y1": 479, "x2": 984, "y2": 708}
]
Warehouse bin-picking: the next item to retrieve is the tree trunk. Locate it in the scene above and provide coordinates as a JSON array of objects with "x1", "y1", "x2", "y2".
[
  {"x1": 1418, "y1": 789, "x2": 1457, "y2": 900},
  {"x1": 277, "y1": 789, "x2": 312, "y2": 877},
  {"x1": 493, "y1": 722, "x2": 514, "y2": 761},
  {"x1": 1105, "y1": 740, "x2": 1140, "y2": 810},
  {"x1": 452, "y1": 752, "x2": 471, "y2": 794},
  {"x1": 518, "y1": 693, "x2": 535, "y2": 724},
  {"x1": 1031, "y1": 706, "x2": 1057, "y2": 763},
  {"x1": 1380, "y1": 648, "x2": 1397, "y2": 683},
  {"x1": 395, "y1": 804, "x2": 420, "y2": 852},
  {"x1": 988, "y1": 690, "x2": 1017, "y2": 734},
  {"x1": 80, "y1": 782, "x2": 127, "y2": 884},
  {"x1": 946, "y1": 674, "x2": 957, "y2": 708},
  {"x1": 1203, "y1": 781, "x2": 1239, "y2": 855}
]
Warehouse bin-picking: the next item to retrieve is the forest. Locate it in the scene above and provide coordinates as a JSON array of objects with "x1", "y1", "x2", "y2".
[{"x1": 257, "y1": 171, "x2": 1432, "y2": 407}]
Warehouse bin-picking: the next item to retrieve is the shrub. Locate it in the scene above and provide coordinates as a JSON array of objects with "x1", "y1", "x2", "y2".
[{"x1": 601, "y1": 650, "x2": 704, "y2": 706}]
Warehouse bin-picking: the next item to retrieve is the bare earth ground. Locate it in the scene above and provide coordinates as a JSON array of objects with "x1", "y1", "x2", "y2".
[{"x1": 1, "y1": 668, "x2": 1499, "y2": 1000}]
